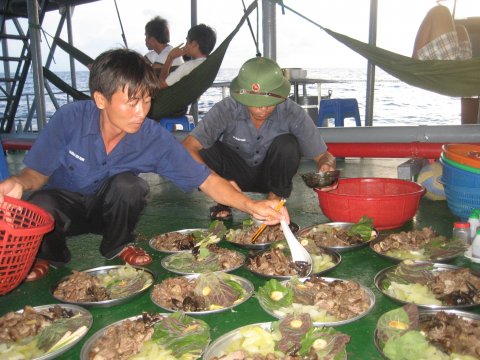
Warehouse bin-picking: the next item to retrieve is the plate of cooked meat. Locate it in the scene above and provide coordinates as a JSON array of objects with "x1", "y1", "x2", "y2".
[
  {"x1": 297, "y1": 219, "x2": 378, "y2": 252},
  {"x1": 150, "y1": 272, "x2": 254, "y2": 314},
  {"x1": 80, "y1": 311, "x2": 210, "y2": 360},
  {"x1": 374, "y1": 303, "x2": 480, "y2": 360},
  {"x1": 374, "y1": 260, "x2": 480, "y2": 309},
  {"x1": 370, "y1": 227, "x2": 466, "y2": 263},
  {"x1": 224, "y1": 219, "x2": 299, "y2": 250},
  {"x1": 0, "y1": 304, "x2": 93, "y2": 360},
  {"x1": 257, "y1": 275, "x2": 375, "y2": 327},
  {"x1": 160, "y1": 245, "x2": 245, "y2": 275},
  {"x1": 51, "y1": 264, "x2": 155, "y2": 307},
  {"x1": 245, "y1": 240, "x2": 340, "y2": 280},
  {"x1": 149, "y1": 221, "x2": 227, "y2": 253},
  {"x1": 203, "y1": 313, "x2": 349, "y2": 360}
]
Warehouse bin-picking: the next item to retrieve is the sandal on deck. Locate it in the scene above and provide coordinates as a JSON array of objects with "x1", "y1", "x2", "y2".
[
  {"x1": 25, "y1": 259, "x2": 50, "y2": 282},
  {"x1": 119, "y1": 245, "x2": 152, "y2": 266},
  {"x1": 209, "y1": 204, "x2": 233, "y2": 221}
]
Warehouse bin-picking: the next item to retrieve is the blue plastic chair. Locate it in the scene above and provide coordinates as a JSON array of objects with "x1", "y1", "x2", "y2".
[
  {"x1": 0, "y1": 141, "x2": 9, "y2": 180},
  {"x1": 159, "y1": 116, "x2": 195, "y2": 132},
  {"x1": 318, "y1": 98, "x2": 361, "y2": 127}
]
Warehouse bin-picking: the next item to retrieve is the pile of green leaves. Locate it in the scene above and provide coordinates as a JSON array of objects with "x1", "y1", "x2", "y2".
[
  {"x1": 151, "y1": 312, "x2": 210, "y2": 359},
  {"x1": 347, "y1": 216, "x2": 375, "y2": 242},
  {"x1": 256, "y1": 279, "x2": 294, "y2": 310},
  {"x1": 193, "y1": 272, "x2": 246, "y2": 308}
]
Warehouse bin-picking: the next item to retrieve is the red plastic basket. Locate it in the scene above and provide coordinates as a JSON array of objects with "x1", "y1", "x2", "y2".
[
  {"x1": 0, "y1": 196, "x2": 54, "y2": 295},
  {"x1": 315, "y1": 178, "x2": 425, "y2": 230}
]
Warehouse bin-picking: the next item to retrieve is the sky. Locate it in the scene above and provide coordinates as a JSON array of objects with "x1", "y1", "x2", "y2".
[{"x1": 13, "y1": 0, "x2": 480, "y2": 71}]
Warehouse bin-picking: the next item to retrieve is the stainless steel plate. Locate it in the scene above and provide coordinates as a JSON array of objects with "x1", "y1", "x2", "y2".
[
  {"x1": 151, "y1": 273, "x2": 254, "y2": 315},
  {"x1": 370, "y1": 236, "x2": 463, "y2": 263},
  {"x1": 149, "y1": 228, "x2": 210, "y2": 253},
  {"x1": 258, "y1": 277, "x2": 375, "y2": 327},
  {"x1": 203, "y1": 322, "x2": 347, "y2": 360},
  {"x1": 80, "y1": 313, "x2": 210, "y2": 360},
  {"x1": 245, "y1": 246, "x2": 340, "y2": 280},
  {"x1": 374, "y1": 261, "x2": 480, "y2": 309},
  {"x1": 373, "y1": 308, "x2": 480, "y2": 359},
  {"x1": 51, "y1": 265, "x2": 155, "y2": 308},
  {"x1": 298, "y1": 222, "x2": 378, "y2": 252},
  {"x1": 161, "y1": 248, "x2": 245, "y2": 275},
  {"x1": 3, "y1": 304, "x2": 93, "y2": 360},
  {"x1": 224, "y1": 222, "x2": 300, "y2": 250}
]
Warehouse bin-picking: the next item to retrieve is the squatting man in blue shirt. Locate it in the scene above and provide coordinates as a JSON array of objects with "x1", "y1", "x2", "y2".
[
  {"x1": 0, "y1": 49, "x2": 286, "y2": 282},
  {"x1": 182, "y1": 57, "x2": 336, "y2": 221}
]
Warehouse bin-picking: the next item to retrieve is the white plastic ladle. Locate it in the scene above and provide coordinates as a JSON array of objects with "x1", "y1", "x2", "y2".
[{"x1": 280, "y1": 219, "x2": 313, "y2": 275}]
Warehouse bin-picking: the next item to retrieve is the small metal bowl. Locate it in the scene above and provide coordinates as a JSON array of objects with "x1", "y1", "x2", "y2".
[{"x1": 301, "y1": 170, "x2": 340, "y2": 189}]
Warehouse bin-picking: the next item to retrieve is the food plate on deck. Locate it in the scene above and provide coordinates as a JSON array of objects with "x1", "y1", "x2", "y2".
[
  {"x1": 149, "y1": 228, "x2": 210, "y2": 253},
  {"x1": 374, "y1": 260, "x2": 480, "y2": 309},
  {"x1": 0, "y1": 304, "x2": 93, "y2": 360},
  {"x1": 149, "y1": 221, "x2": 226, "y2": 253},
  {"x1": 150, "y1": 272, "x2": 254, "y2": 315},
  {"x1": 245, "y1": 240, "x2": 340, "y2": 280},
  {"x1": 160, "y1": 245, "x2": 245, "y2": 275},
  {"x1": 370, "y1": 227, "x2": 466, "y2": 263},
  {"x1": 80, "y1": 311, "x2": 210, "y2": 360},
  {"x1": 51, "y1": 264, "x2": 155, "y2": 308},
  {"x1": 203, "y1": 314, "x2": 349, "y2": 360},
  {"x1": 374, "y1": 304, "x2": 480, "y2": 360},
  {"x1": 297, "y1": 218, "x2": 378, "y2": 252},
  {"x1": 224, "y1": 219, "x2": 300, "y2": 250},
  {"x1": 257, "y1": 275, "x2": 375, "y2": 327}
]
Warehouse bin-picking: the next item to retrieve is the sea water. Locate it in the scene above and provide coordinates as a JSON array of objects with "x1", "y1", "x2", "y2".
[{"x1": 13, "y1": 67, "x2": 464, "y2": 130}]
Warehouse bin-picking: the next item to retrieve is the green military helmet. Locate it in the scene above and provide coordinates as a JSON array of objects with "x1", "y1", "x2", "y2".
[{"x1": 230, "y1": 57, "x2": 291, "y2": 107}]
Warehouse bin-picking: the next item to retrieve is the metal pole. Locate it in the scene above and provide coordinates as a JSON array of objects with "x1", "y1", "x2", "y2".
[
  {"x1": 190, "y1": 0, "x2": 199, "y2": 123},
  {"x1": 191, "y1": 0, "x2": 197, "y2": 27},
  {"x1": 365, "y1": 0, "x2": 377, "y2": 127},
  {"x1": 27, "y1": 0, "x2": 46, "y2": 131},
  {"x1": 262, "y1": 0, "x2": 276, "y2": 60},
  {"x1": 65, "y1": 5, "x2": 77, "y2": 89}
]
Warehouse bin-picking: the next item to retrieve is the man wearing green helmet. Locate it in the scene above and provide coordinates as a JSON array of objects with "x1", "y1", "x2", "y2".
[{"x1": 182, "y1": 57, "x2": 336, "y2": 221}]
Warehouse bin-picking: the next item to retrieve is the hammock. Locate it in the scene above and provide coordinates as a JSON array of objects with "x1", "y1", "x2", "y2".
[
  {"x1": 52, "y1": 0, "x2": 258, "y2": 118},
  {"x1": 274, "y1": 0, "x2": 480, "y2": 98}
]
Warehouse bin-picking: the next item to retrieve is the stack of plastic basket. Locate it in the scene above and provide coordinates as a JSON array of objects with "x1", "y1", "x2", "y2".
[
  {"x1": 440, "y1": 144, "x2": 480, "y2": 220},
  {"x1": 0, "y1": 196, "x2": 54, "y2": 295}
]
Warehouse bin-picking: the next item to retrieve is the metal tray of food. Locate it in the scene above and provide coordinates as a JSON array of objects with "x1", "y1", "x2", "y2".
[
  {"x1": 224, "y1": 222, "x2": 300, "y2": 250},
  {"x1": 374, "y1": 261, "x2": 480, "y2": 309},
  {"x1": 160, "y1": 247, "x2": 245, "y2": 275},
  {"x1": 149, "y1": 228, "x2": 210, "y2": 253},
  {"x1": 51, "y1": 265, "x2": 155, "y2": 308},
  {"x1": 258, "y1": 276, "x2": 375, "y2": 327},
  {"x1": 298, "y1": 222, "x2": 378, "y2": 252},
  {"x1": 81, "y1": 313, "x2": 210, "y2": 360},
  {"x1": 203, "y1": 322, "x2": 348, "y2": 360},
  {"x1": 369, "y1": 235, "x2": 464, "y2": 263},
  {"x1": 151, "y1": 273, "x2": 254, "y2": 315},
  {"x1": 1, "y1": 304, "x2": 93, "y2": 360},
  {"x1": 373, "y1": 308, "x2": 480, "y2": 359},
  {"x1": 245, "y1": 245, "x2": 340, "y2": 280}
]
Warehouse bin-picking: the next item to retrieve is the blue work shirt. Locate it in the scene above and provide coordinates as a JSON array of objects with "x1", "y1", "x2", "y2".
[
  {"x1": 191, "y1": 97, "x2": 327, "y2": 167},
  {"x1": 24, "y1": 100, "x2": 210, "y2": 195}
]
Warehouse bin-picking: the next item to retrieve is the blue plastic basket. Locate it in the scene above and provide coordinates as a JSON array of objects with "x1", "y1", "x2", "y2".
[
  {"x1": 440, "y1": 157, "x2": 480, "y2": 188},
  {"x1": 442, "y1": 182, "x2": 480, "y2": 220}
]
